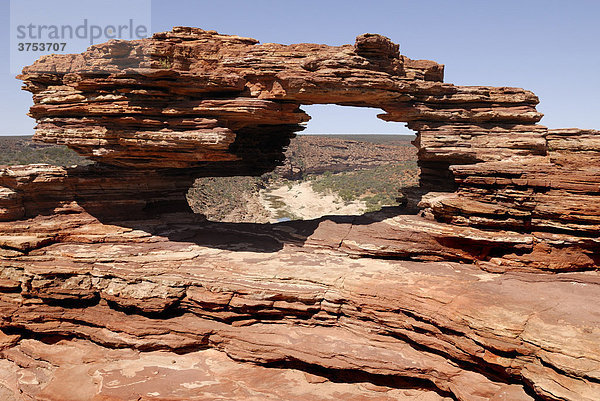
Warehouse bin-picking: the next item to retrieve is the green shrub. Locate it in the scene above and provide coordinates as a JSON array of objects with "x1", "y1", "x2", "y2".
[{"x1": 309, "y1": 162, "x2": 418, "y2": 212}]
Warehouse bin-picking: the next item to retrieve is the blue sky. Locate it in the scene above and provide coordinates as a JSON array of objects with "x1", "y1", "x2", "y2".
[{"x1": 1, "y1": 0, "x2": 599, "y2": 135}]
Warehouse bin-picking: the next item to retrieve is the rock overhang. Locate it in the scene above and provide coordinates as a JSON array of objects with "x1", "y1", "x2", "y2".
[{"x1": 16, "y1": 28, "x2": 483, "y2": 172}]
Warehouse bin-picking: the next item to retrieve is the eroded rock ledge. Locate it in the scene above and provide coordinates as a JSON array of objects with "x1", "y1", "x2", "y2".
[{"x1": 0, "y1": 27, "x2": 599, "y2": 400}]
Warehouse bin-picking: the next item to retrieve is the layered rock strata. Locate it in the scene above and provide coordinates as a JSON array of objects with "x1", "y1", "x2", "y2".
[
  {"x1": 15, "y1": 27, "x2": 600, "y2": 271},
  {"x1": 0, "y1": 164, "x2": 195, "y2": 222},
  {"x1": 18, "y1": 27, "x2": 536, "y2": 181},
  {"x1": 1, "y1": 207, "x2": 599, "y2": 400},
  {"x1": 0, "y1": 27, "x2": 598, "y2": 400}
]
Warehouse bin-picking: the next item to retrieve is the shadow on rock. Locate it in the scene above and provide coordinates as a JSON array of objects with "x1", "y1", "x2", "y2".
[{"x1": 90, "y1": 203, "x2": 421, "y2": 254}]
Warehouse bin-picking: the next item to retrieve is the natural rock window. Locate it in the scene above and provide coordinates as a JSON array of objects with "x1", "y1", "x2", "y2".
[
  {"x1": 1, "y1": 27, "x2": 598, "y2": 401},
  {"x1": 188, "y1": 104, "x2": 418, "y2": 223}
]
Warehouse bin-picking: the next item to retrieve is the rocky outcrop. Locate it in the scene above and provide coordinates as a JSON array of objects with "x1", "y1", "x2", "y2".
[
  {"x1": 418, "y1": 127, "x2": 600, "y2": 271},
  {"x1": 1, "y1": 207, "x2": 599, "y2": 400},
  {"x1": 1, "y1": 27, "x2": 599, "y2": 400},
  {"x1": 0, "y1": 164, "x2": 195, "y2": 223}
]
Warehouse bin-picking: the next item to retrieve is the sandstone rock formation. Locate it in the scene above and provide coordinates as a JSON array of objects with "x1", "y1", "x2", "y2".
[{"x1": 1, "y1": 27, "x2": 599, "y2": 400}]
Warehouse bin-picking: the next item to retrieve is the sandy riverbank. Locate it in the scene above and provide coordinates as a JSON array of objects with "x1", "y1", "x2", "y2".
[{"x1": 259, "y1": 181, "x2": 367, "y2": 223}]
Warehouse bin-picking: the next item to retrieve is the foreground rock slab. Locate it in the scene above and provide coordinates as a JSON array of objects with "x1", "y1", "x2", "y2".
[
  {"x1": 1, "y1": 210, "x2": 599, "y2": 400},
  {"x1": 1, "y1": 339, "x2": 453, "y2": 401}
]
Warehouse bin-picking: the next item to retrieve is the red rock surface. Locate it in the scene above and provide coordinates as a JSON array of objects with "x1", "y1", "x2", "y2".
[
  {"x1": 1, "y1": 28, "x2": 599, "y2": 400},
  {"x1": 1, "y1": 208, "x2": 599, "y2": 400},
  {"x1": 0, "y1": 338, "x2": 453, "y2": 401}
]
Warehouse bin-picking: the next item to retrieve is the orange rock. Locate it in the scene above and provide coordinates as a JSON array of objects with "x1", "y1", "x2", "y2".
[{"x1": 1, "y1": 27, "x2": 598, "y2": 401}]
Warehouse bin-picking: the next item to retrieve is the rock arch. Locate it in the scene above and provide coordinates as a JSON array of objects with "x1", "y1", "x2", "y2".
[
  {"x1": 17, "y1": 28, "x2": 537, "y2": 175},
  {"x1": 0, "y1": 27, "x2": 599, "y2": 401},
  {"x1": 17, "y1": 28, "x2": 544, "y2": 202},
  {"x1": 5, "y1": 26, "x2": 598, "y2": 267}
]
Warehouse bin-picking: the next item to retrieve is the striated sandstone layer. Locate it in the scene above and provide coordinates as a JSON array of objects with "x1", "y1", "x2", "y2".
[
  {"x1": 1, "y1": 207, "x2": 599, "y2": 400},
  {"x1": 14, "y1": 26, "x2": 600, "y2": 271},
  {"x1": 1, "y1": 27, "x2": 599, "y2": 400},
  {"x1": 0, "y1": 338, "x2": 453, "y2": 401}
]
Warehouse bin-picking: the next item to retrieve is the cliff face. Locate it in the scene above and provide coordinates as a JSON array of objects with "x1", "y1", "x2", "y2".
[{"x1": 1, "y1": 28, "x2": 599, "y2": 400}]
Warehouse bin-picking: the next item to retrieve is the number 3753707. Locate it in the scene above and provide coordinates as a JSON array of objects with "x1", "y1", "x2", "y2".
[{"x1": 17, "y1": 43, "x2": 66, "y2": 51}]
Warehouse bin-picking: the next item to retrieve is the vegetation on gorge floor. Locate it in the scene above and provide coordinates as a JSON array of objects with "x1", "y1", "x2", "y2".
[{"x1": 307, "y1": 161, "x2": 418, "y2": 212}]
